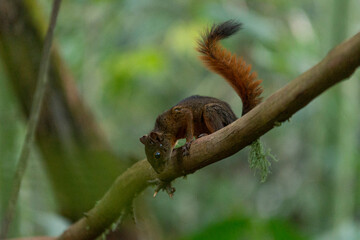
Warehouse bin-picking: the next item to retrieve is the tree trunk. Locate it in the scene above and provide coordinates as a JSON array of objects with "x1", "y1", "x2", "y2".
[{"x1": 0, "y1": 0, "x2": 126, "y2": 220}]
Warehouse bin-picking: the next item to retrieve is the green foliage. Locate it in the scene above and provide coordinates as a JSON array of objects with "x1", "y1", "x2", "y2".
[
  {"x1": 180, "y1": 217, "x2": 249, "y2": 240},
  {"x1": 103, "y1": 47, "x2": 166, "y2": 98},
  {"x1": 180, "y1": 216, "x2": 307, "y2": 240},
  {"x1": 1, "y1": 0, "x2": 360, "y2": 239}
]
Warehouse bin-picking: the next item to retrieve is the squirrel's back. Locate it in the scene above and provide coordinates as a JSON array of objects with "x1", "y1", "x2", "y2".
[{"x1": 197, "y1": 20, "x2": 263, "y2": 115}]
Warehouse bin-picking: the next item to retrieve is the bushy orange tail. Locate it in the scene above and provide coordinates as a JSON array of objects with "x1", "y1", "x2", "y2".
[{"x1": 197, "y1": 20, "x2": 263, "y2": 115}]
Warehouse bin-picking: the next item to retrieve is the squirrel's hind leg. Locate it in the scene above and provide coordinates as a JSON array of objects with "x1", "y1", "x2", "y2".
[{"x1": 203, "y1": 103, "x2": 235, "y2": 133}]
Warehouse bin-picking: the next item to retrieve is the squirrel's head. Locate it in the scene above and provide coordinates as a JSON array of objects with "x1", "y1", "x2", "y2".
[{"x1": 140, "y1": 131, "x2": 172, "y2": 173}]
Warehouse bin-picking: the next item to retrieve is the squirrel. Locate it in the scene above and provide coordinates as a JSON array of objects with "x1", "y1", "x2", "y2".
[{"x1": 140, "y1": 20, "x2": 263, "y2": 175}]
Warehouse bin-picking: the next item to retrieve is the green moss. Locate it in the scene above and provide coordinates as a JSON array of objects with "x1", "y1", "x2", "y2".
[
  {"x1": 274, "y1": 121, "x2": 282, "y2": 127},
  {"x1": 248, "y1": 139, "x2": 278, "y2": 182}
]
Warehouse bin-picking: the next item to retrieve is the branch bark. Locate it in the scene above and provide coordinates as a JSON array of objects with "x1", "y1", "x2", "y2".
[{"x1": 57, "y1": 31, "x2": 360, "y2": 240}]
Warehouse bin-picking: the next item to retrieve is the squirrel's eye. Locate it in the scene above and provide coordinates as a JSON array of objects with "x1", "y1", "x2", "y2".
[{"x1": 154, "y1": 152, "x2": 161, "y2": 159}]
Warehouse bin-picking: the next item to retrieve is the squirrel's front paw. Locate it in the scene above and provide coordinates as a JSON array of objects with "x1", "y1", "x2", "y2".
[
  {"x1": 182, "y1": 140, "x2": 194, "y2": 156},
  {"x1": 148, "y1": 178, "x2": 175, "y2": 198}
]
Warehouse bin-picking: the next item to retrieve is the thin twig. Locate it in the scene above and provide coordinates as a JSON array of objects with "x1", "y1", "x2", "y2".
[{"x1": 0, "y1": 0, "x2": 62, "y2": 238}]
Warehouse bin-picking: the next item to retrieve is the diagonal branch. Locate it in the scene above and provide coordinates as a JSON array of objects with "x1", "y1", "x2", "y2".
[{"x1": 58, "y1": 31, "x2": 360, "y2": 240}]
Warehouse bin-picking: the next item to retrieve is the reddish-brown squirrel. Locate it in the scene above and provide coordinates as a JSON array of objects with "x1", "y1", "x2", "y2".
[{"x1": 140, "y1": 20, "x2": 263, "y2": 174}]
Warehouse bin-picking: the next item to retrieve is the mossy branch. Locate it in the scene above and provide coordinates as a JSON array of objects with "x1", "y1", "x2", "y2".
[{"x1": 56, "y1": 30, "x2": 360, "y2": 240}]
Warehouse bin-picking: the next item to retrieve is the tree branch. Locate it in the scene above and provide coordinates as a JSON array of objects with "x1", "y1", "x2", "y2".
[{"x1": 57, "y1": 31, "x2": 360, "y2": 240}]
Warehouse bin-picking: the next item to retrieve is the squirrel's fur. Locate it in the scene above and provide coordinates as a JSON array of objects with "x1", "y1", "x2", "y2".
[
  {"x1": 197, "y1": 20, "x2": 263, "y2": 114},
  {"x1": 140, "y1": 20, "x2": 263, "y2": 174}
]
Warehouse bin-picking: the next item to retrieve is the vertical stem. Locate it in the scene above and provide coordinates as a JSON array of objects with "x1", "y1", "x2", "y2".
[
  {"x1": 331, "y1": 0, "x2": 349, "y2": 46},
  {"x1": 331, "y1": 0, "x2": 357, "y2": 229},
  {"x1": 333, "y1": 74, "x2": 359, "y2": 226},
  {"x1": 0, "y1": 0, "x2": 62, "y2": 238}
]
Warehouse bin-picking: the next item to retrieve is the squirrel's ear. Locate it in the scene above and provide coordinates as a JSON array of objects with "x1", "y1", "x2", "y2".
[
  {"x1": 149, "y1": 131, "x2": 163, "y2": 142},
  {"x1": 140, "y1": 135, "x2": 148, "y2": 144}
]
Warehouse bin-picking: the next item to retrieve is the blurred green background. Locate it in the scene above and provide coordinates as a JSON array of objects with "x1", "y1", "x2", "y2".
[{"x1": 1, "y1": 0, "x2": 360, "y2": 239}]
